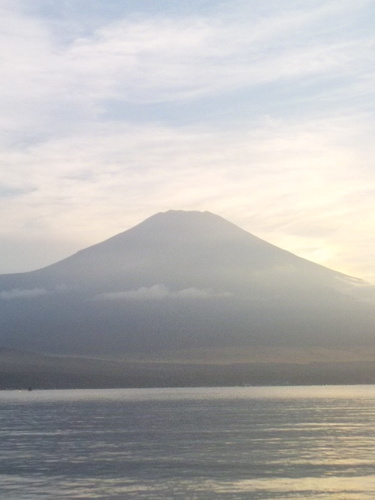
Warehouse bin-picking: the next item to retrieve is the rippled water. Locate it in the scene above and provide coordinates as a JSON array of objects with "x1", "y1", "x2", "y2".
[{"x1": 1, "y1": 385, "x2": 375, "y2": 499}]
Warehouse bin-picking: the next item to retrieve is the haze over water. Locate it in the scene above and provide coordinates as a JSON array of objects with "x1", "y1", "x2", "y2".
[{"x1": 1, "y1": 385, "x2": 375, "y2": 499}]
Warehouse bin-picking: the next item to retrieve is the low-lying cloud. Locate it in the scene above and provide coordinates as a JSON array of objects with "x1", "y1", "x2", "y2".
[
  {"x1": 0, "y1": 287, "x2": 48, "y2": 300},
  {"x1": 96, "y1": 284, "x2": 232, "y2": 301}
]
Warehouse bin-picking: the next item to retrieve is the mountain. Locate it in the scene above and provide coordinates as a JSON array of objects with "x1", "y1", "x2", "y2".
[{"x1": 0, "y1": 210, "x2": 374, "y2": 388}]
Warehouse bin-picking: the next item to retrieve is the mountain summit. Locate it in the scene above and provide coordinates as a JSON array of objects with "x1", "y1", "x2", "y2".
[
  {"x1": 13, "y1": 210, "x2": 349, "y2": 292},
  {"x1": 0, "y1": 210, "x2": 374, "y2": 385}
]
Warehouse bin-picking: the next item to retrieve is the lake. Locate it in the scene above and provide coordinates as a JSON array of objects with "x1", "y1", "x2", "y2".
[{"x1": 0, "y1": 385, "x2": 375, "y2": 499}]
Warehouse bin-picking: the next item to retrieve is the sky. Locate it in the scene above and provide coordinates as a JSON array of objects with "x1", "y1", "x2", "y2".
[{"x1": 1, "y1": 0, "x2": 375, "y2": 282}]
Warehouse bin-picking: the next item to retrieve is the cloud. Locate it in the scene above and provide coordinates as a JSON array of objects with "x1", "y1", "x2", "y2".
[
  {"x1": 0, "y1": 288, "x2": 48, "y2": 300},
  {"x1": 0, "y1": 285, "x2": 71, "y2": 298},
  {"x1": 96, "y1": 285, "x2": 231, "y2": 301},
  {"x1": 1, "y1": 0, "x2": 373, "y2": 144},
  {"x1": 57, "y1": 0, "x2": 375, "y2": 107}
]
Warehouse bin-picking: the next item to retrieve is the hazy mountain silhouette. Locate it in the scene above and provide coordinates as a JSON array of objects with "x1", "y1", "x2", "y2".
[{"x1": 0, "y1": 210, "x2": 374, "y2": 387}]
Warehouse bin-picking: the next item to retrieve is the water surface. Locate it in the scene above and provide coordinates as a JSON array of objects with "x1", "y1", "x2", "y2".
[{"x1": 1, "y1": 385, "x2": 375, "y2": 498}]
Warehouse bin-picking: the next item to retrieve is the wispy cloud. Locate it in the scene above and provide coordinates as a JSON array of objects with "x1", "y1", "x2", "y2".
[{"x1": 2, "y1": 0, "x2": 374, "y2": 141}]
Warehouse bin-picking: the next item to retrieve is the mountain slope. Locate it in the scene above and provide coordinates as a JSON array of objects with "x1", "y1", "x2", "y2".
[{"x1": 0, "y1": 210, "x2": 373, "y2": 363}]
